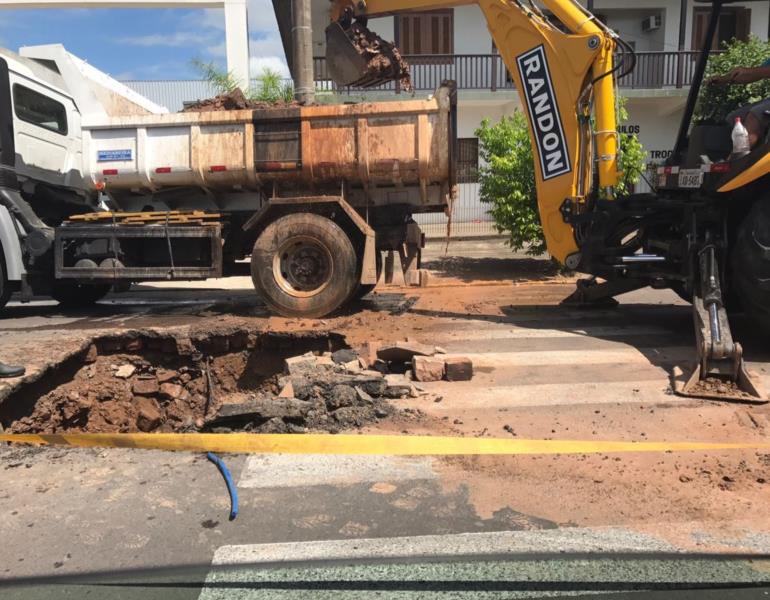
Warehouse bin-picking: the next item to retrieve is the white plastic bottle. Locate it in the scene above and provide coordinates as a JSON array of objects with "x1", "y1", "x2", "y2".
[{"x1": 732, "y1": 116, "x2": 750, "y2": 157}]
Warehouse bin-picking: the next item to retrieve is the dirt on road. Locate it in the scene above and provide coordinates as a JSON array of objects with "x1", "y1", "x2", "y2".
[{"x1": 1, "y1": 250, "x2": 769, "y2": 551}]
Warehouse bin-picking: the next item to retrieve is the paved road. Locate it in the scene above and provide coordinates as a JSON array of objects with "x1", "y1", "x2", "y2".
[{"x1": 1, "y1": 243, "x2": 770, "y2": 598}]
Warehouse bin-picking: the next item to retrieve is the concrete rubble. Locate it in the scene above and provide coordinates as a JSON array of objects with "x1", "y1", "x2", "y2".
[
  {"x1": 205, "y1": 348, "x2": 421, "y2": 433},
  {"x1": 206, "y1": 341, "x2": 473, "y2": 432},
  {"x1": 374, "y1": 341, "x2": 473, "y2": 383},
  {"x1": 5, "y1": 331, "x2": 471, "y2": 435}
]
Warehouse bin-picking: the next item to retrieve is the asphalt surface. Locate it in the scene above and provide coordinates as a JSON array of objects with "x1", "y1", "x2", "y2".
[{"x1": 1, "y1": 238, "x2": 770, "y2": 599}]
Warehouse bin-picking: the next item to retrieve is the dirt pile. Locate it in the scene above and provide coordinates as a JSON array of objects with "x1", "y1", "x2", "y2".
[
  {"x1": 182, "y1": 88, "x2": 299, "y2": 112},
  {"x1": 684, "y1": 376, "x2": 759, "y2": 400},
  {"x1": 346, "y1": 22, "x2": 413, "y2": 91},
  {"x1": 10, "y1": 352, "x2": 225, "y2": 434}
]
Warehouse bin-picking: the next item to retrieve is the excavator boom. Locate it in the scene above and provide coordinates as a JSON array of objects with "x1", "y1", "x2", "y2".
[{"x1": 328, "y1": 0, "x2": 620, "y2": 267}]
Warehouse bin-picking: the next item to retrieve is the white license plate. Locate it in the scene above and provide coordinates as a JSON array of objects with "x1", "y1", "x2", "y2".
[{"x1": 677, "y1": 169, "x2": 703, "y2": 188}]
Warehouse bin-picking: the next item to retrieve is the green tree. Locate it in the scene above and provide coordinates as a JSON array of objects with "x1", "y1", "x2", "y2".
[
  {"x1": 475, "y1": 98, "x2": 646, "y2": 255},
  {"x1": 696, "y1": 36, "x2": 770, "y2": 123}
]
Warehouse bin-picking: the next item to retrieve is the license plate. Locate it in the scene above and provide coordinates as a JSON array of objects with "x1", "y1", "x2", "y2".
[{"x1": 677, "y1": 169, "x2": 703, "y2": 188}]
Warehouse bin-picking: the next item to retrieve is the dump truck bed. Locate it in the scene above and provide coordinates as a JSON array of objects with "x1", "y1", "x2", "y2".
[{"x1": 82, "y1": 85, "x2": 455, "y2": 213}]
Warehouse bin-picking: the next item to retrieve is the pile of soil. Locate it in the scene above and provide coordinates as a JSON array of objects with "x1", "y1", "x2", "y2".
[
  {"x1": 684, "y1": 376, "x2": 760, "y2": 401},
  {"x1": 182, "y1": 88, "x2": 299, "y2": 112},
  {"x1": 9, "y1": 352, "x2": 230, "y2": 434},
  {"x1": 347, "y1": 21, "x2": 413, "y2": 91}
]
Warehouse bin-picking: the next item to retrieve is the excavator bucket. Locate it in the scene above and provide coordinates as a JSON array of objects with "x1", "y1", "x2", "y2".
[
  {"x1": 675, "y1": 356, "x2": 764, "y2": 402},
  {"x1": 325, "y1": 21, "x2": 372, "y2": 87},
  {"x1": 673, "y1": 245, "x2": 766, "y2": 403},
  {"x1": 324, "y1": 20, "x2": 413, "y2": 90}
]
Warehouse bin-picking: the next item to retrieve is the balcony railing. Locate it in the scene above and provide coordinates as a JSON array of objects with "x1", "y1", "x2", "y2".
[{"x1": 313, "y1": 50, "x2": 706, "y2": 93}]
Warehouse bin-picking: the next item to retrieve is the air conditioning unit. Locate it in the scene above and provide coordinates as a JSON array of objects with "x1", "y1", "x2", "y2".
[{"x1": 642, "y1": 14, "x2": 662, "y2": 33}]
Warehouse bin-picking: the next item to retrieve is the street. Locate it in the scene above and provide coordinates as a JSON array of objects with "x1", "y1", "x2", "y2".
[{"x1": 1, "y1": 238, "x2": 770, "y2": 598}]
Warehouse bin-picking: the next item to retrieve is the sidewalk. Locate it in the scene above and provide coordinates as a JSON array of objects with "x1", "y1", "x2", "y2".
[{"x1": 419, "y1": 221, "x2": 499, "y2": 239}]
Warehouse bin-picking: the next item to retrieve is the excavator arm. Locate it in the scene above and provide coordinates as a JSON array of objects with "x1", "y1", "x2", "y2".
[{"x1": 327, "y1": 0, "x2": 623, "y2": 265}]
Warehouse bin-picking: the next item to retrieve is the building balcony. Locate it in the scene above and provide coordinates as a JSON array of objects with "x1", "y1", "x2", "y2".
[{"x1": 313, "y1": 50, "x2": 706, "y2": 94}]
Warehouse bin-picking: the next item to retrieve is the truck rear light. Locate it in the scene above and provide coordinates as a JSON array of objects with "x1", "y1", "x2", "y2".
[
  {"x1": 210, "y1": 165, "x2": 227, "y2": 172},
  {"x1": 155, "y1": 167, "x2": 171, "y2": 174},
  {"x1": 102, "y1": 169, "x2": 118, "y2": 175},
  {"x1": 710, "y1": 163, "x2": 730, "y2": 173}
]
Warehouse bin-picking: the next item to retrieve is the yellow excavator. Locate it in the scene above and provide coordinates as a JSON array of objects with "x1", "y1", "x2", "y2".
[{"x1": 325, "y1": 0, "x2": 769, "y2": 402}]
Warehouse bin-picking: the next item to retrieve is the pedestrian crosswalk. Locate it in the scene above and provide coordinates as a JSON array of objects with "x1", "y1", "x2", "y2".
[{"x1": 194, "y1": 298, "x2": 770, "y2": 599}]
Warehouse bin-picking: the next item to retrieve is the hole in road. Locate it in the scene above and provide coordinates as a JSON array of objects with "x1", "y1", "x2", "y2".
[{"x1": 0, "y1": 328, "x2": 414, "y2": 435}]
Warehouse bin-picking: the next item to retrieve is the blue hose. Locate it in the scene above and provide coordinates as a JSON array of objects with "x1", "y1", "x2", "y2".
[{"x1": 206, "y1": 451, "x2": 239, "y2": 521}]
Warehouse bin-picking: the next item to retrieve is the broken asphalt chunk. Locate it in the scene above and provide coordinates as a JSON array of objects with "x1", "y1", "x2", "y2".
[
  {"x1": 444, "y1": 357, "x2": 473, "y2": 381},
  {"x1": 377, "y1": 341, "x2": 434, "y2": 363}
]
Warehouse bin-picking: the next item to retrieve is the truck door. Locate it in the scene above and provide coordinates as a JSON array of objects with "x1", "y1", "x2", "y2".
[
  {"x1": 8, "y1": 71, "x2": 78, "y2": 187},
  {"x1": 0, "y1": 57, "x2": 16, "y2": 189}
]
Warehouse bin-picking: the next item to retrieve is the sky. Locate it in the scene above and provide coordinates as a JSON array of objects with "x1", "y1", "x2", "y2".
[{"x1": 0, "y1": 0, "x2": 289, "y2": 81}]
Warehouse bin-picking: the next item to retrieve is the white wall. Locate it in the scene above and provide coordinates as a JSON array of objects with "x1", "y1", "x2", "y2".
[
  {"x1": 597, "y1": 9, "x2": 667, "y2": 51},
  {"x1": 367, "y1": 15, "x2": 395, "y2": 41},
  {"x1": 453, "y1": 5, "x2": 491, "y2": 54},
  {"x1": 623, "y1": 97, "x2": 684, "y2": 162},
  {"x1": 590, "y1": 0, "x2": 681, "y2": 51},
  {"x1": 456, "y1": 101, "x2": 516, "y2": 138}
]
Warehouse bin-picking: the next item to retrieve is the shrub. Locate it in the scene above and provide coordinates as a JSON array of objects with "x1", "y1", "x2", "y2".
[{"x1": 696, "y1": 36, "x2": 770, "y2": 123}]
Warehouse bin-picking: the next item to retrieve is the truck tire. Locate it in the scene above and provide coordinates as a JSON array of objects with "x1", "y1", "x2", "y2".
[
  {"x1": 251, "y1": 213, "x2": 358, "y2": 318},
  {"x1": 51, "y1": 281, "x2": 112, "y2": 307},
  {"x1": 731, "y1": 198, "x2": 770, "y2": 334}
]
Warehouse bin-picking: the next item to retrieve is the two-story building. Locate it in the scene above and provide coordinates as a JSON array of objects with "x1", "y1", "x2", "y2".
[
  {"x1": 304, "y1": 1, "x2": 769, "y2": 231},
  {"x1": 123, "y1": 1, "x2": 770, "y2": 234}
]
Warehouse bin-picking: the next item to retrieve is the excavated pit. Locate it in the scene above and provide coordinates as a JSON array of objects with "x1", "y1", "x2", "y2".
[{"x1": 0, "y1": 329, "x2": 421, "y2": 435}]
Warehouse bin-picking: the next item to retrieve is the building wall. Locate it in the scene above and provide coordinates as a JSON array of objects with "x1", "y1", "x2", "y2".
[
  {"x1": 456, "y1": 101, "x2": 515, "y2": 137},
  {"x1": 452, "y1": 5, "x2": 490, "y2": 54},
  {"x1": 311, "y1": 1, "x2": 769, "y2": 56},
  {"x1": 596, "y1": 8, "x2": 668, "y2": 51}
]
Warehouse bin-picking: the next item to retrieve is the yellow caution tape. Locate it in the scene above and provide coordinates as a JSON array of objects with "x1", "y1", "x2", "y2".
[{"x1": 2, "y1": 432, "x2": 770, "y2": 455}]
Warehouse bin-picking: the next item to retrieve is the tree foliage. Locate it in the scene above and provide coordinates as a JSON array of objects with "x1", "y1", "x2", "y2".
[
  {"x1": 696, "y1": 36, "x2": 770, "y2": 123},
  {"x1": 191, "y1": 59, "x2": 294, "y2": 103},
  {"x1": 475, "y1": 98, "x2": 646, "y2": 255}
]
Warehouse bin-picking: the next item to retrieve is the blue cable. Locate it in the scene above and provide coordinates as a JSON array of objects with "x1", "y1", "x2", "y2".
[{"x1": 206, "y1": 451, "x2": 239, "y2": 521}]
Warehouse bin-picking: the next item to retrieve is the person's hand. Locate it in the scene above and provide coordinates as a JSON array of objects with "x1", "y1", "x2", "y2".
[
  {"x1": 707, "y1": 71, "x2": 736, "y2": 85},
  {"x1": 708, "y1": 68, "x2": 755, "y2": 85}
]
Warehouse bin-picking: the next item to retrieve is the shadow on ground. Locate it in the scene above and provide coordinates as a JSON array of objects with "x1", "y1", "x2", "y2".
[
  {"x1": 422, "y1": 256, "x2": 565, "y2": 283},
  {"x1": 407, "y1": 299, "x2": 770, "y2": 391}
]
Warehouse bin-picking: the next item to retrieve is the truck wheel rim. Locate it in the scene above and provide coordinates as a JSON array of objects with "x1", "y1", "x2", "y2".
[{"x1": 273, "y1": 236, "x2": 334, "y2": 298}]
